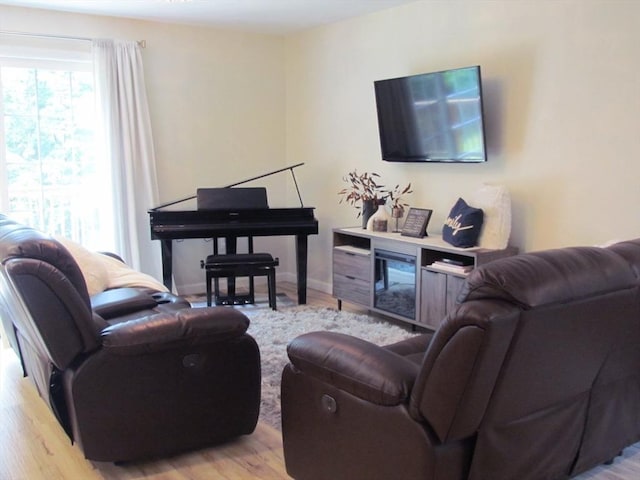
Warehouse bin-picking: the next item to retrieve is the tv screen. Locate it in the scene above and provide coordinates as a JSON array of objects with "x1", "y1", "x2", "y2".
[{"x1": 374, "y1": 65, "x2": 487, "y2": 163}]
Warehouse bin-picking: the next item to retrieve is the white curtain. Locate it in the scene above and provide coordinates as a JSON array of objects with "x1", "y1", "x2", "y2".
[{"x1": 92, "y1": 39, "x2": 163, "y2": 283}]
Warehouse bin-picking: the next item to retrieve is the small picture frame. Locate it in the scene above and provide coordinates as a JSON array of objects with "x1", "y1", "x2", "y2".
[{"x1": 401, "y1": 208, "x2": 433, "y2": 238}]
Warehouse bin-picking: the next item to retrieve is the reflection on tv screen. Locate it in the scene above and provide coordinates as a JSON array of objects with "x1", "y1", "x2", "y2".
[{"x1": 374, "y1": 66, "x2": 487, "y2": 162}]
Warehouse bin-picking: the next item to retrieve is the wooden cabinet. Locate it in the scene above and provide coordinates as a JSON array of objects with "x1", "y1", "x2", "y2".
[
  {"x1": 332, "y1": 227, "x2": 517, "y2": 330},
  {"x1": 420, "y1": 269, "x2": 447, "y2": 330},
  {"x1": 446, "y1": 275, "x2": 467, "y2": 312},
  {"x1": 333, "y1": 246, "x2": 371, "y2": 306},
  {"x1": 420, "y1": 269, "x2": 467, "y2": 329}
]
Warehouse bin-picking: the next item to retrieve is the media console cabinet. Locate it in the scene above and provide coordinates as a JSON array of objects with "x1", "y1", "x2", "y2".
[{"x1": 333, "y1": 227, "x2": 518, "y2": 330}]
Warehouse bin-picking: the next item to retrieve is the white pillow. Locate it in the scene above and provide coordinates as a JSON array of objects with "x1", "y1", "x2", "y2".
[
  {"x1": 99, "y1": 254, "x2": 168, "y2": 292},
  {"x1": 471, "y1": 184, "x2": 512, "y2": 249},
  {"x1": 55, "y1": 237, "x2": 168, "y2": 295},
  {"x1": 55, "y1": 237, "x2": 109, "y2": 296}
]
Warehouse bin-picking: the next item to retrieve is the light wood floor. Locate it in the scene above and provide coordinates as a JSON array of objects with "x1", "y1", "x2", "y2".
[
  {"x1": 2, "y1": 283, "x2": 640, "y2": 479},
  {"x1": 0, "y1": 283, "x2": 322, "y2": 480}
]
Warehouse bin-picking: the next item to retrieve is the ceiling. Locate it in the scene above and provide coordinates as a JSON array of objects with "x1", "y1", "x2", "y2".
[{"x1": 0, "y1": 0, "x2": 418, "y2": 34}]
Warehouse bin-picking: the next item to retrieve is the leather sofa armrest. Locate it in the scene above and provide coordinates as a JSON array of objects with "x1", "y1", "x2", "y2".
[
  {"x1": 91, "y1": 287, "x2": 189, "y2": 319},
  {"x1": 286, "y1": 331, "x2": 419, "y2": 406},
  {"x1": 91, "y1": 287, "x2": 159, "y2": 318},
  {"x1": 100, "y1": 307, "x2": 250, "y2": 355}
]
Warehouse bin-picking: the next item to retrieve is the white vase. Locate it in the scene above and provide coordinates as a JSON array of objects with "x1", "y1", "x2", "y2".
[{"x1": 367, "y1": 204, "x2": 390, "y2": 232}]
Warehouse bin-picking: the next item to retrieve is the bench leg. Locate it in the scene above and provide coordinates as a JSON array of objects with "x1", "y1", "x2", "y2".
[
  {"x1": 268, "y1": 269, "x2": 277, "y2": 310},
  {"x1": 206, "y1": 272, "x2": 213, "y2": 307},
  {"x1": 248, "y1": 275, "x2": 255, "y2": 304}
]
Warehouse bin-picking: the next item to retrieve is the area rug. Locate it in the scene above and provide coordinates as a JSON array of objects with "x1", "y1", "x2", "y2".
[{"x1": 241, "y1": 305, "x2": 420, "y2": 430}]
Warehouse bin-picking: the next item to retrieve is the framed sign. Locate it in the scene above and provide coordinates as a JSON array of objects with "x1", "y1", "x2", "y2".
[{"x1": 401, "y1": 208, "x2": 433, "y2": 238}]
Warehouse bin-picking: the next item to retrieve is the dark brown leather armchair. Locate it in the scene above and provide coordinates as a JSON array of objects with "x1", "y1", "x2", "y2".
[
  {"x1": 0, "y1": 215, "x2": 261, "y2": 462},
  {"x1": 281, "y1": 240, "x2": 640, "y2": 480}
]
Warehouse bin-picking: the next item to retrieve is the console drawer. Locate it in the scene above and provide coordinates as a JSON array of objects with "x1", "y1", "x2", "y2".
[
  {"x1": 333, "y1": 273, "x2": 370, "y2": 306},
  {"x1": 333, "y1": 247, "x2": 370, "y2": 281}
]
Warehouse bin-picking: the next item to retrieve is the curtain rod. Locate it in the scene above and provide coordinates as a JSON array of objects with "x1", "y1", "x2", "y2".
[{"x1": 0, "y1": 30, "x2": 146, "y2": 48}]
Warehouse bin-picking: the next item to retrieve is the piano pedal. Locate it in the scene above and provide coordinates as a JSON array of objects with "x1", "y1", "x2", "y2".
[{"x1": 215, "y1": 294, "x2": 255, "y2": 306}]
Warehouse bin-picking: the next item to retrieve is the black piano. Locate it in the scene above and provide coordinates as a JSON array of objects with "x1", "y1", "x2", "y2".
[{"x1": 148, "y1": 163, "x2": 319, "y2": 304}]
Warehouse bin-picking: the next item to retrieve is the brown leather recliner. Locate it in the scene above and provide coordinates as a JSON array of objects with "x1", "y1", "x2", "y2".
[
  {"x1": 0, "y1": 215, "x2": 261, "y2": 462},
  {"x1": 281, "y1": 239, "x2": 640, "y2": 480}
]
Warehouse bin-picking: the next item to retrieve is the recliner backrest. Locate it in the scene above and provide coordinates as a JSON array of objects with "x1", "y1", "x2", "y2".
[
  {"x1": 608, "y1": 238, "x2": 640, "y2": 278},
  {"x1": 409, "y1": 245, "x2": 640, "y2": 479},
  {"x1": 0, "y1": 216, "x2": 90, "y2": 301},
  {"x1": 0, "y1": 215, "x2": 98, "y2": 371}
]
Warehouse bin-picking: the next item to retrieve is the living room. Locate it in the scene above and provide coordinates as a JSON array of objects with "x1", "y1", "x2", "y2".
[
  {"x1": 2, "y1": 0, "x2": 639, "y2": 296},
  {"x1": 1, "y1": 0, "x2": 639, "y2": 479}
]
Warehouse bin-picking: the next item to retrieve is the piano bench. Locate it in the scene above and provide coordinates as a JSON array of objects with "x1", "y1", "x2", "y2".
[{"x1": 202, "y1": 253, "x2": 279, "y2": 310}]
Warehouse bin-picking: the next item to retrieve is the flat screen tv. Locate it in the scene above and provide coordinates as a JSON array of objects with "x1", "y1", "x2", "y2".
[{"x1": 374, "y1": 65, "x2": 487, "y2": 163}]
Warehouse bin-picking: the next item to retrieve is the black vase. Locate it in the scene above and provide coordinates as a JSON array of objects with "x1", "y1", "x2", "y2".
[{"x1": 361, "y1": 199, "x2": 376, "y2": 229}]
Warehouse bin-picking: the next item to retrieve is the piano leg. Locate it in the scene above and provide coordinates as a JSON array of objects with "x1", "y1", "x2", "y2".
[
  {"x1": 225, "y1": 236, "x2": 238, "y2": 301},
  {"x1": 295, "y1": 234, "x2": 309, "y2": 304},
  {"x1": 161, "y1": 239, "x2": 173, "y2": 290}
]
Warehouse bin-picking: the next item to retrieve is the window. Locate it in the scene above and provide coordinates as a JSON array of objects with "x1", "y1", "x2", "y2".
[{"x1": 0, "y1": 41, "x2": 114, "y2": 250}]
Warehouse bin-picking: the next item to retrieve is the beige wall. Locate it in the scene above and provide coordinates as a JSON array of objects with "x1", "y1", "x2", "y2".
[
  {"x1": 287, "y1": 0, "x2": 640, "y2": 292},
  {"x1": 2, "y1": 1, "x2": 640, "y2": 295},
  {"x1": 0, "y1": 5, "x2": 287, "y2": 293}
]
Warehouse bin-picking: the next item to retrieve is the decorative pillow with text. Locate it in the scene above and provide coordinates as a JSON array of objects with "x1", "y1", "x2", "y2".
[{"x1": 443, "y1": 197, "x2": 484, "y2": 248}]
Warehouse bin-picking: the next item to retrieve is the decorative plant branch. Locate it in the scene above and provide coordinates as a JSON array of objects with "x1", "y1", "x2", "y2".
[
  {"x1": 385, "y1": 183, "x2": 413, "y2": 210},
  {"x1": 338, "y1": 170, "x2": 386, "y2": 216},
  {"x1": 339, "y1": 170, "x2": 413, "y2": 219}
]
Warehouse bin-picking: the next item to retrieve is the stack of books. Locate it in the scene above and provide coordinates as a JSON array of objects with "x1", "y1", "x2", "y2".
[{"x1": 429, "y1": 259, "x2": 474, "y2": 275}]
